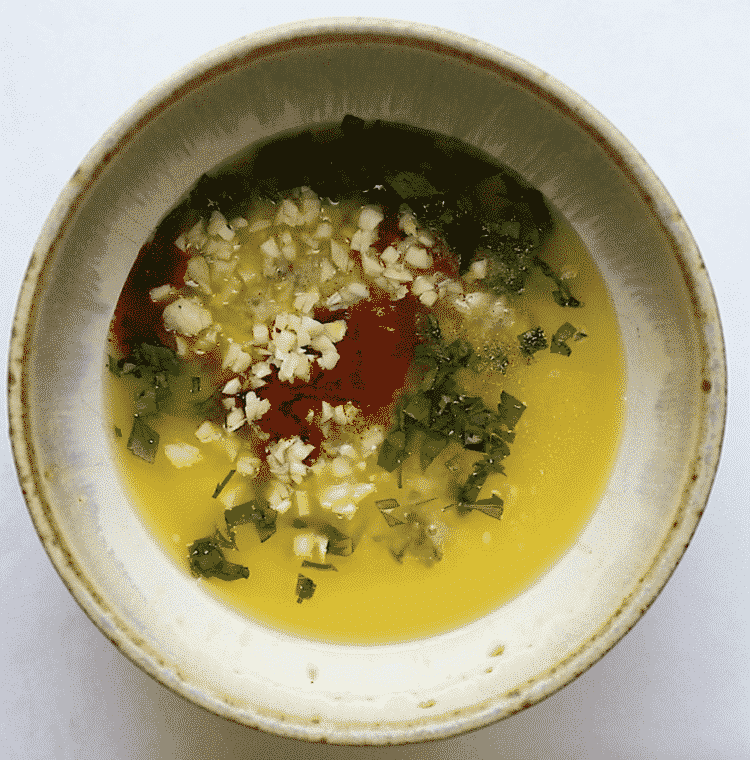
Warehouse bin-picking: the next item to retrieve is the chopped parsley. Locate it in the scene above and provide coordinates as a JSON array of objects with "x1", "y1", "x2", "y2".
[
  {"x1": 378, "y1": 318, "x2": 526, "y2": 510},
  {"x1": 295, "y1": 574, "x2": 316, "y2": 603},
  {"x1": 445, "y1": 493, "x2": 504, "y2": 521},
  {"x1": 110, "y1": 343, "x2": 182, "y2": 463},
  {"x1": 224, "y1": 498, "x2": 278, "y2": 544},
  {"x1": 187, "y1": 537, "x2": 249, "y2": 581},
  {"x1": 301, "y1": 560, "x2": 338, "y2": 571},
  {"x1": 320, "y1": 523, "x2": 354, "y2": 557},
  {"x1": 550, "y1": 322, "x2": 581, "y2": 356},
  {"x1": 533, "y1": 255, "x2": 581, "y2": 307},
  {"x1": 518, "y1": 327, "x2": 548, "y2": 357},
  {"x1": 126, "y1": 416, "x2": 159, "y2": 464},
  {"x1": 212, "y1": 469, "x2": 236, "y2": 499}
]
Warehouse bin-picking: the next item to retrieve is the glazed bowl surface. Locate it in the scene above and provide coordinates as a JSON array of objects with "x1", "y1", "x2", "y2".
[{"x1": 8, "y1": 17, "x2": 725, "y2": 744}]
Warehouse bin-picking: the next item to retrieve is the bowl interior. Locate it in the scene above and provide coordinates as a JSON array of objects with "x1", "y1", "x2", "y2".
[{"x1": 9, "y1": 19, "x2": 725, "y2": 744}]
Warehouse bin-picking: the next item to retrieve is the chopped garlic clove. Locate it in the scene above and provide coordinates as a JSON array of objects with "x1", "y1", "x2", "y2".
[
  {"x1": 222, "y1": 377, "x2": 242, "y2": 395},
  {"x1": 245, "y1": 391, "x2": 271, "y2": 422},
  {"x1": 164, "y1": 443, "x2": 203, "y2": 468},
  {"x1": 225, "y1": 407, "x2": 246, "y2": 432},
  {"x1": 163, "y1": 297, "x2": 213, "y2": 337},
  {"x1": 149, "y1": 284, "x2": 177, "y2": 302},
  {"x1": 358, "y1": 206, "x2": 384, "y2": 232},
  {"x1": 195, "y1": 421, "x2": 223, "y2": 443}
]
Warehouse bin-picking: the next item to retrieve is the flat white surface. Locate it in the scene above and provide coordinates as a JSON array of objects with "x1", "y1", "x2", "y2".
[{"x1": 1, "y1": 2, "x2": 748, "y2": 758}]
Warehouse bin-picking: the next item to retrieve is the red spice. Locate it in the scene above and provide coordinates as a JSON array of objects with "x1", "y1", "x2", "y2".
[
  {"x1": 110, "y1": 241, "x2": 189, "y2": 355},
  {"x1": 255, "y1": 294, "x2": 421, "y2": 452}
]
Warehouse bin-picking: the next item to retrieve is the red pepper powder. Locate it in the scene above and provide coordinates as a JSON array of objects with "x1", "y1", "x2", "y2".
[{"x1": 255, "y1": 294, "x2": 421, "y2": 451}]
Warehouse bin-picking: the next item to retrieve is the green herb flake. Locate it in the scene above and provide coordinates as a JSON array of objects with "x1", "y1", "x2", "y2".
[
  {"x1": 320, "y1": 523, "x2": 354, "y2": 556},
  {"x1": 550, "y1": 322, "x2": 578, "y2": 356},
  {"x1": 212, "y1": 469, "x2": 236, "y2": 499},
  {"x1": 187, "y1": 537, "x2": 249, "y2": 581},
  {"x1": 379, "y1": 506, "x2": 406, "y2": 528},
  {"x1": 295, "y1": 574, "x2": 316, "y2": 603},
  {"x1": 375, "y1": 498, "x2": 400, "y2": 511},
  {"x1": 378, "y1": 429, "x2": 408, "y2": 472},
  {"x1": 114, "y1": 426, "x2": 122, "y2": 438},
  {"x1": 133, "y1": 386, "x2": 160, "y2": 417},
  {"x1": 497, "y1": 391, "x2": 526, "y2": 430},
  {"x1": 127, "y1": 416, "x2": 159, "y2": 463},
  {"x1": 211, "y1": 525, "x2": 236, "y2": 550},
  {"x1": 135, "y1": 343, "x2": 181, "y2": 375},
  {"x1": 191, "y1": 376, "x2": 201, "y2": 394},
  {"x1": 387, "y1": 171, "x2": 440, "y2": 200},
  {"x1": 518, "y1": 327, "x2": 548, "y2": 357},
  {"x1": 420, "y1": 430, "x2": 449, "y2": 469},
  {"x1": 224, "y1": 498, "x2": 278, "y2": 543},
  {"x1": 301, "y1": 560, "x2": 338, "y2": 571},
  {"x1": 402, "y1": 395, "x2": 431, "y2": 424},
  {"x1": 533, "y1": 256, "x2": 581, "y2": 308},
  {"x1": 499, "y1": 220, "x2": 521, "y2": 239},
  {"x1": 446, "y1": 493, "x2": 504, "y2": 521},
  {"x1": 193, "y1": 390, "x2": 221, "y2": 418}
]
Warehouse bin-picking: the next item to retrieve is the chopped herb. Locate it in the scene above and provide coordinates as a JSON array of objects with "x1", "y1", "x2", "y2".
[
  {"x1": 375, "y1": 501, "x2": 442, "y2": 565},
  {"x1": 193, "y1": 390, "x2": 222, "y2": 419},
  {"x1": 191, "y1": 376, "x2": 201, "y2": 394},
  {"x1": 388, "y1": 536, "x2": 411, "y2": 563},
  {"x1": 134, "y1": 343, "x2": 181, "y2": 375},
  {"x1": 458, "y1": 456, "x2": 506, "y2": 504},
  {"x1": 387, "y1": 170, "x2": 440, "y2": 200},
  {"x1": 133, "y1": 386, "x2": 160, "y2": 417},
  {"x1": 379, "y1": 327, "x2": 526, "y2": 508},
  {"x1": 187, "y1": 537, "x2": 249, "y2": 581},
  {"x1": 301, "y1": 560, "x2": 338, "y2": 571},
  {"x1": 127, "y1": 416, "x2": 159, "y2": 463},
  {"x1": 420, "y1": 429, "x2": 449, "y2": 469},
  {"x1": 114, "y1": 426, "x2": 122, "y2": 438},
  {"x1": 533, "y1": 255, "x2": 581, "y2": 307},
  {"x1": 402, "y1": 395, "x2": 431, "y2": 424},
  {"x1": 224, "y1": 498, "x2": 278, "y2": 543},
  {"x1": 212, "y1": 469, "x2": 236, "y2": 499},
  {"x1": 295, "y1": 574, "x2": 316, "y2": 603},
  {"x1": 497, "y1": 391, "x2": 526, "y2": 430},
  {"x1": 490, "y1": 350, "x2": 510, "y2": 374},
  {"x1": 375, "y1": 498, "x2": 400, "y2": 511},
  {"x1": 518, "y1": 327, "x2": 548, "y2": 357},
  {"x1": 111, "y1": 343, "x2": 182, "y2": 465},
  {"x1": 446, "y1": 493, "x2": 504, "y2": 521},
  {"x1": 211, "y1": 525, "x2": 236, "y2": 550},
  {"x1": 550, "y1": 322, "x2": 579, "y2": 356},
  {"x1": 292, "y1": 518, "x2": 308, "y2": 529},
  {"x1": 377, "y1": 429, "x2": 408, "y2": 472},
  {"x1": 377, "y1": 501, "x2": 406, "y2": 527},
  {"x1": 320, "y1": 523, "x2": 354, "y2": 556}
]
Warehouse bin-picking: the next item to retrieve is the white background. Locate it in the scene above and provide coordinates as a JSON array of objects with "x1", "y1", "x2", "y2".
[{"x1": 2, "y1": 2, "x2": 748, "y2": 758}]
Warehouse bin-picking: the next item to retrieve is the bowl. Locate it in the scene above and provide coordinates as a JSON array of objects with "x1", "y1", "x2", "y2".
[{"x1": 8, "y1": 18, "x2": 726, "y2": 744}]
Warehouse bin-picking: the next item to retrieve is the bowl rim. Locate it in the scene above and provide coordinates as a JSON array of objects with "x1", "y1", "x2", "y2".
[{"x1": 7, "y1": 16, "x2": 728, "y2": 745}]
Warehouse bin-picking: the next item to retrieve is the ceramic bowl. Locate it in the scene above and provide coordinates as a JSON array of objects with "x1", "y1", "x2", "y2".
[{"x1": 8, "y1": 18, "x2": 726, "y2": 745}]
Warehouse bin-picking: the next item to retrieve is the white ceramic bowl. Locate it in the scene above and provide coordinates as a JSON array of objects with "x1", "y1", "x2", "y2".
[{"x1": 8, "y1": 18, "x2": 726, "y2": 745}]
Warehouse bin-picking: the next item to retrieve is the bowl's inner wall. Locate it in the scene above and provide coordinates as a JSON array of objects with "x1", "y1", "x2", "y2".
[{"x1": 19, "y1": 30, "x2": 709, "y2": 738}]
